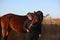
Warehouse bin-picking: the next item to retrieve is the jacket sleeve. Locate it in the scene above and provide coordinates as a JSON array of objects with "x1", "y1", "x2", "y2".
[{"x1": 23, "y1": 20, "x2": 27, "y2": 32}]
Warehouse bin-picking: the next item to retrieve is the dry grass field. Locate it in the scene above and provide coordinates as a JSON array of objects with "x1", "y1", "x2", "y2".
[
  {"x1": 1, "y1": 18, "x2": 60, "y2": 40},
  {"x1": 41, "y1": 18, "x2": 60, "y2": 40}
]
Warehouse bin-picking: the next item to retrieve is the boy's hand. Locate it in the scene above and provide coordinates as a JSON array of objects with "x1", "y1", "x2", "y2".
[
  {"x1": 39, "y1": 34, "x2": 41, "y2": 37},
  {"x1": 26, "y1": 29, "x2": 30, "y2": 32}
]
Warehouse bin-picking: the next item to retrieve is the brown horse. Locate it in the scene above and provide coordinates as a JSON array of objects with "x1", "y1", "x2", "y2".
[
  {"x1": 1, "y1": 11, "x2": 43, "y2": 40},
  {"x1": 1, "y1": 13, "x2": 27, "y2": 39}
]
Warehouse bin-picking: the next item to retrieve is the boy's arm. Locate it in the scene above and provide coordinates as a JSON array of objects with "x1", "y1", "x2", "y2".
[
  {"x1": 23, "y1": 20, "x2": 27, "y2": 32},
  {"x1": 28, "y1": 14, "x2": 38, "y2": 29}
]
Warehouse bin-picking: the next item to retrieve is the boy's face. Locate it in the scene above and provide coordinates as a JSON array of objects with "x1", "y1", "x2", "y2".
[{"x1": 27, "y1": 15, "x2": 32, "y2": 20}]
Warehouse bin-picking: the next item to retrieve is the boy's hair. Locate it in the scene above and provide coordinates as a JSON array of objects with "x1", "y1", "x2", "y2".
[{"x1": 27, "y1": 12, "x2": 33, "y2": 17}]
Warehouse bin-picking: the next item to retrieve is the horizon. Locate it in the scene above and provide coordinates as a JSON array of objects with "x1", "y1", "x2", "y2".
[{"x1": 0, "y1": 0, "x2": 60, "y2": 18}]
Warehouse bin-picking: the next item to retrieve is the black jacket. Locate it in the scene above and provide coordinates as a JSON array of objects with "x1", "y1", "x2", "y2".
[{"x1": 23, "y1": 19, "x2": 40, "y2": 34}]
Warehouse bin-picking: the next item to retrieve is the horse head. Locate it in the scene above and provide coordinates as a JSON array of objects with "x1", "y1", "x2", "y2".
[{"x1": 35, "y1": 10, "x2": 43, "y2": 23}]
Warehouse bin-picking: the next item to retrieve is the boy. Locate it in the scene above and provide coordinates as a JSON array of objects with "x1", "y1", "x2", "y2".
[{"x1": 23, "y1": 13, "x2": 40, "y2": 40}]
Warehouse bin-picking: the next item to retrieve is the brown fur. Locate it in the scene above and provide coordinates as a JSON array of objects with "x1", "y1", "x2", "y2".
[{"x1": 1, "y1": 13, "x2": 27, "y2": 38}]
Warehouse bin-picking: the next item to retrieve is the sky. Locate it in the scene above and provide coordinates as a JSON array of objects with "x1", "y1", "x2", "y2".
[{"x1": 0, "y1": 0, "x2": 60, "y2": 18}]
